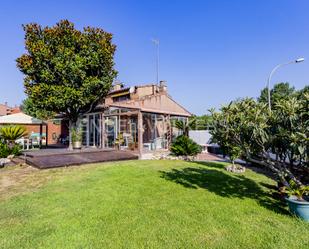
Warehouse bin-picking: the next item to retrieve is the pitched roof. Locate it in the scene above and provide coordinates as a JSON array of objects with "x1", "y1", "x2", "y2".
[
  {"x1": 109, "y1": 93, "x2": 191, "y2": 117},
  {"x1": 0, "y1": 113, "x2": 45, "y2": 125}
]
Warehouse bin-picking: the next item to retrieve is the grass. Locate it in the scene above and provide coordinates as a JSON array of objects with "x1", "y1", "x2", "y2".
[{"x1": 0, "y1": 160, "x2": 308, "y2": 249}]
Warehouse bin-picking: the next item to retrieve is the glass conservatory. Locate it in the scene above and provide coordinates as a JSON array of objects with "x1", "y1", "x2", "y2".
[{"x1": 79, "y1": 107, "x2": 187, "y2": 152}]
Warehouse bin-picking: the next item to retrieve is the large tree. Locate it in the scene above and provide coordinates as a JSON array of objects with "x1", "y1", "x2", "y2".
[
  {"x1": 20, "y1": 97, "x2": 54, "y2": 120},
  {"x1": 16, "y1": 20, "x2": 117, "y2": 146}
]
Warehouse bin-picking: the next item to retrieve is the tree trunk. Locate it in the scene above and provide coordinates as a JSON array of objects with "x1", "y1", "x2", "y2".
[
  {"x1": 246, "y1": 156, "x2": 302, "y2": 187},
  {"x1": 68, "y1": 120, "x2": 75, "y2": 151},
  {"x1": 232, "y1": 160, "x2": 236, "y2": 170}
]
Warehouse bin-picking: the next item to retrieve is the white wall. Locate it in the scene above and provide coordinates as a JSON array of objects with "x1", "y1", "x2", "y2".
[{"x1": 189, "y1": 130, "x2": 212, "y2": 145}]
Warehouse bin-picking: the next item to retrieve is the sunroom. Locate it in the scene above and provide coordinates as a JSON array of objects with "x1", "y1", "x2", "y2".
[
  {"x1": 77, "y1": 83, "x2": 191, "y2": 155},
  {"x1": 79, "y1": 107, "x2": 187, "y2": 154}
]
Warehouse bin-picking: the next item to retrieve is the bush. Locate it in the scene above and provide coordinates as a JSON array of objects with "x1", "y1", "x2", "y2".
[
  {"x1": 171, "y1": 135, "x2": 202, "y2": 157},
  {"x1": 10, "y1": 144, "x2": 21, "y2": 156},
  {"x1": 0, "y1": 142, "x2": 10, "y2": 158},
  {"x1": 0, "y1": 142, "x2": 21, "y2": 158}
]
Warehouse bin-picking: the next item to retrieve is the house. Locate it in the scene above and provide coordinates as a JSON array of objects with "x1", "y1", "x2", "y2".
[
  {"x1": 0, "y1": 102, "x2": 67, "y2": 146},
  {"x1": 0, "y1": 102, "x2": 20, "y2": 116},
  {"x1": 78, "y1": 81, "x2": 191, "y2": 155},
  {"x1": 0, "y1": 110, "x2": 68, "y2": 146},
  {"x1": 0, "y1": 112, "x2": 48, "y2": 147},
  {"x1": 0, "y1": 103, "x2": 9, "y2": 116}
]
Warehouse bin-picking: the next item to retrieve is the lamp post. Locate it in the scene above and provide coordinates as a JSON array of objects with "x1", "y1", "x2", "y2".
[{"x1": 267, "y1": 57, "x2": 305, "y2": 111}]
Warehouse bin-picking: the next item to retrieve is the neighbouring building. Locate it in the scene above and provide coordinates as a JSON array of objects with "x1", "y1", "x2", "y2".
[
  {"x1": 78, "y1": 81, "x2": 191, "y2": 154},
  {"x1": 0, "y1": 103, "x2": 68, "y2": 146},
  {"x1": 0, "y1": 102, "x2": 20, "y2": 116},
  {"x1": 0, "y1": 112, "x2": 69, "y2": 147}
]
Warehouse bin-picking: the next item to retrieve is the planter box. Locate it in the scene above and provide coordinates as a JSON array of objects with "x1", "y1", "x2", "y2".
[{"x1": 286, "y1": 196, "x2": 309, "y2": 221}]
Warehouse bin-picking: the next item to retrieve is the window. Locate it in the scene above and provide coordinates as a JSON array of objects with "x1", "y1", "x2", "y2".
[{"x1": 112, "y1": 94, "x2": 130, "y2": 102}]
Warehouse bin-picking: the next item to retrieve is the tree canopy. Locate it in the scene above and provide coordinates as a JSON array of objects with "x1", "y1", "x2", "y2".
[
  {"x1": 20, "y1": 97, "x2": 54, "y2": 120},
  {"x1": 16, "y1": 20, "x2": 117, "y2": 126},
  {"x1": 189, "y1": 115, "x2": 213, "y2": 130},
  {"x1": 258, "y1": 82, "x2": 295, "y2": 107}
]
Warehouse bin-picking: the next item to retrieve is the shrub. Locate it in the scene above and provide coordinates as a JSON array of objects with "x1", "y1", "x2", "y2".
[
  {"x1": 0, "y1": 142, "x2": 21, "y2": 158},
  {"x1": 10, "y1": 144, "x2": 21, "y2": 156},
  {"x1": 171, "y1": 135, "x2": 202, "y2": 157},
  {"x1": 0, "y1": 142, "x2": 11, "y2": 158}
]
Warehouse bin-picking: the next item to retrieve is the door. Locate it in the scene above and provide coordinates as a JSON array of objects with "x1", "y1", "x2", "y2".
[
  {"x1": 88, "y1": 114, "x2": 101, "y2": 147},
  {"x1": 104, "y1": 116, "x2": 118, "y2": 148}
]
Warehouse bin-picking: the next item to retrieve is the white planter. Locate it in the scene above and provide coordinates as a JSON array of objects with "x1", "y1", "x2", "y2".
[{"x1": 72, "y1": 141, "x2": 82, "y2": 149}]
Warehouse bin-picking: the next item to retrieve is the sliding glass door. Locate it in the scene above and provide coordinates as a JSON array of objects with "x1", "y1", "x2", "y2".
[
  {"x1": 81, "y1": 113, "x2": 102, "y2": 148},
  {"x1": 103, "y1": 114, "x2": 138, "y2": 150},
  {"x1": 104, "y1": 116, "x2": 118, "y2": 148}
]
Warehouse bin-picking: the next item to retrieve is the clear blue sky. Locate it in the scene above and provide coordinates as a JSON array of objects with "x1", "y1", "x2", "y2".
[{"x1": 0, "y1": 0, "x2": 308, "y2": 115}]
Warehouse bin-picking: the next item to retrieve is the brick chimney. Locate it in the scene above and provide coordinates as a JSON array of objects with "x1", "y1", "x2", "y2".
[
  {"x1": 112, "y1": 80, "x2": 124, "y2": 91},
  {"x1": 159, "y1": 80, "x2": 167, "y2": 93}
]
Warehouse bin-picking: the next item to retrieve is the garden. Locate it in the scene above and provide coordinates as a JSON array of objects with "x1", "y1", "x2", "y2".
[
  {"x1": 209, "y1": 83, "x2": 309, "y2": 221},
  {"x1": 1, "y1": 160, "x2": 309, "y2": 249},
  {"x1": 0, "y1": 19, "x2": 308, "y2": 248}
]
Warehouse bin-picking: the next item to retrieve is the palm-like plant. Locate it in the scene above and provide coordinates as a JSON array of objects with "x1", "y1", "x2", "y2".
[
  {"x1": 171, "y1": 135, "x2": 202, "y2": 157},
  {"x1": 285, "y1": 180, "x2": 309, "y2": 201},
  {"x1": 172, "y1": 118, "x2": 196, "y2": 136},
  {"x1": 0, "y1": 126, "x2": 27, "y2": 145}
]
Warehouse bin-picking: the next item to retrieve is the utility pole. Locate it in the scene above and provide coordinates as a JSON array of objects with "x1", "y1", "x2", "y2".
[{"x1": 151, "y1": 38, "x2": 159, "y2": 85}]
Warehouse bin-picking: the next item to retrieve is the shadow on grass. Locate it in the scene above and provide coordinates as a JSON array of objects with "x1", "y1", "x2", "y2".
[{"x1": 160, "y1": 161, "x2": 289, "y2": 215}]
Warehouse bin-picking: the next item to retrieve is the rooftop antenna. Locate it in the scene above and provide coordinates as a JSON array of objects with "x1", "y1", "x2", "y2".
[{"x1": 151, "y1": 38, "x2": 159, "y2": 85}]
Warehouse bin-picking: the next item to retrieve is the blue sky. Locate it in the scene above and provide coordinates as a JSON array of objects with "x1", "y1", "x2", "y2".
[{"x1": 0, "y1": 0, "x2": 308, "y2": 115}]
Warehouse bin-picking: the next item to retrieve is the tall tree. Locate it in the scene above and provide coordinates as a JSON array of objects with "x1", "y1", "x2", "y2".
[
  {"x1": 16, "y1": 20, "x2": 117, "y2": 147},
  {"x1": 20, "y1": 97, "x2": 54, "y2": 120},
  {"x1": 258, "y1": 82, "x2": 295, "y2": 108},
  {"x1": 211, "y1": 87, "x2": 308, "y2": 187}
]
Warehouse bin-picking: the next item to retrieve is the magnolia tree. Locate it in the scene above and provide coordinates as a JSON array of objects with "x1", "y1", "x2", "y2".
[
  {"x1": 16, "y1": 20, "x2": 117, "y2": 147},
  {"x1": 210, "y1": 88, "x2": 308, "y2": 187}
]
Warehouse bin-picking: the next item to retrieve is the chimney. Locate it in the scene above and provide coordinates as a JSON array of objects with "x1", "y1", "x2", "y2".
[
  {"x1": 159, "y1": 80, "x2": 167, "y2": 93},
  {"x1": 112, "y1": 80, "x2": 124, "y2": 91}
]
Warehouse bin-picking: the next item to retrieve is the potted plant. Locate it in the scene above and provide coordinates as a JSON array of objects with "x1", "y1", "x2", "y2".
[
  {"x1": 128, "y1": 142, "x2": 135, "y2": 151},
  {"x1": 114, "y1": 133, "x2": 124, "y2": 150},
  {"x1": 71, "y1": 128, "x2": 82, "y2": 149},
  {"x1": 285, "y1": 180, "x2": 309, "y2": 221}
]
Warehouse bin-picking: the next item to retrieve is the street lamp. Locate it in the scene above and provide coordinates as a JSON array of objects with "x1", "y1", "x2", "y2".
[{"x1": 267, "y1": 57, "x2": 305, "y2": 111}]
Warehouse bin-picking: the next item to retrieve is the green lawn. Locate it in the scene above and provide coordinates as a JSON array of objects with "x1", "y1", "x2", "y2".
[{"x1": 0, "y1": 160, "x2": 308, "y2": 249}]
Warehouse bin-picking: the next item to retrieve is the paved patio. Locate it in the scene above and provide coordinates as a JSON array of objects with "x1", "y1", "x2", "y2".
[{"x1": 195, "y1": 153, "x2": 225, "y2": 161}]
